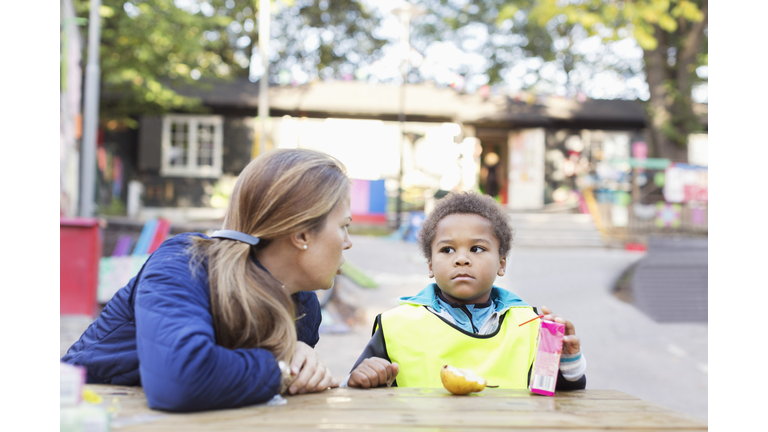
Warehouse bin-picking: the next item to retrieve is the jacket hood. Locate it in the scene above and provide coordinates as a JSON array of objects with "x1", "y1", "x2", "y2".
[{"x1": 398, "y1": 283, "x2": 529, "y2": 313}]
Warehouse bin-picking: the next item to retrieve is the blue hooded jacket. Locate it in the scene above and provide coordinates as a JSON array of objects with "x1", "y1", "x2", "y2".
[{"x1": 61, "y1": 233, "x2": 322, "y2": 412}]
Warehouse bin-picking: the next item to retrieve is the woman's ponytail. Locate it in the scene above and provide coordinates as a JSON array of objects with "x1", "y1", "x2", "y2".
[{"x1": 192, "y1": 238, "x2": 296, "y2": 360}]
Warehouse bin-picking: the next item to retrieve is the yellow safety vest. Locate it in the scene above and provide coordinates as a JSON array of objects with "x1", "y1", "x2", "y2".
[{"x1": 378, "y1": 304, "x2": 540, "y2": 388}]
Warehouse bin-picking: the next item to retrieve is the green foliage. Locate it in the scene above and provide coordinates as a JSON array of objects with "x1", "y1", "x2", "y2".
[
  {"x1": 75, "y1": 0, "x2": 386, "y2": 126},
  {"x1": 99, "y1": 197, "x2": 127, "y2": 216},
  {"x1": 412, "y1": 0, "x2": 705, "y2": 90},
  {"x1": 210, "y1": 174, "x2": 238, "y2": 208},
  {"x1": 529, "y1": 0, "x2": 705, "y2": 53},
  {"x1": 269, "y1": 0, "x2": 387, "y2": 81},
  {"x1": 340, "y1": 261, "x2": 378, "y2": 288},
  {"x1": 75, "y1": 0, "x2": 236, "y2": 125},
  {"x1": 410, "y1": 0, "x2": 707, "y2": 154}
]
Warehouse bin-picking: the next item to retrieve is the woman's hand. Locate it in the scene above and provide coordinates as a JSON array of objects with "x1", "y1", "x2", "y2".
[
  {"x1": 287, "y1": 342, "x2": 338, "y2": 395},
  {"x1": 347, "y1": 358, "x2": 399, "y2": 389},
  {"x1": 540, "y1": 305, "x2": 581, "y2": 355}
]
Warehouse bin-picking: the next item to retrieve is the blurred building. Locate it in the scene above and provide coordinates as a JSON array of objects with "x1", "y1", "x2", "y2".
[
  {"x1": 102, "y1": 79, "x2": 707, "y2": 227},
  {"x1": 119, "y1": 80, "x2": 487, "y2": 222}
]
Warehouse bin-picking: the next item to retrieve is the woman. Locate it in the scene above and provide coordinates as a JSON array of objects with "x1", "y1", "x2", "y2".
[{"x1": 62, "y1": 149, "x2": 352, "y2": 412}]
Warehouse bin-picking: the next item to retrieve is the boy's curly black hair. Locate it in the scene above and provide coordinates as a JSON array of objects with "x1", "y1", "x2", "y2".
[{"x1": 417, "y1": 191, "x2": 513, "y2": 261}]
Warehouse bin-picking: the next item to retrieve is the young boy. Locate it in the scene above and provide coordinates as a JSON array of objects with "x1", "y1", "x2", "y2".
[{"x1": 343, "y1": 191, "x2": 586, "y2": 390}]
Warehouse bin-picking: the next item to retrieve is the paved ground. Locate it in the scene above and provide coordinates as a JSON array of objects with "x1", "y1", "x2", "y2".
[{"x1": 61, "y1": 234, "x2": 707, "y2": 423}]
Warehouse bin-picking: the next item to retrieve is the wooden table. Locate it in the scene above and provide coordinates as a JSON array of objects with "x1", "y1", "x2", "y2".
[{"x1": 87, "y1": 384, "x2": 707, "y2": 431}]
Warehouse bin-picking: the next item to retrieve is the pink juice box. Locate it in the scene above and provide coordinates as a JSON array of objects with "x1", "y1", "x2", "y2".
[{"x1": 529, "y1": 319, "x2": 565, "y2": 396}]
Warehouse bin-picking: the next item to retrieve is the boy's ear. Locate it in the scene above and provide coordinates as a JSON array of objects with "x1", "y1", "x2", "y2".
[
  {"x1": 497, "y1": 257, "x2": 507, "y2": 277},
  {"x1": 428, "y1": 261, "x2": 434, "y2": 278}
]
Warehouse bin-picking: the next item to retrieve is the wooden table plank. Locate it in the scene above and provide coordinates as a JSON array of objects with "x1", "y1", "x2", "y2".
[
  {"x1": 169, "y1": 411, "x2": 705, "y2": 429},
  {"x1": 115, "y1": 426, "x2": 706, "y2": 432},
  {"x1": 272, "y1": 387, "x2": 641, "y2": 400},
  {"x1": 86, "y1": 385, "x2": 706, "y2": 431}
]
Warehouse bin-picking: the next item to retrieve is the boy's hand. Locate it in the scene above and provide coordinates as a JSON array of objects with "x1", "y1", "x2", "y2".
[
  {"x1": 540, "y1": 305, "x2": 581, "y2": 355},
  {"x1": 288, "y1": 341, "x2": 339, "y2": 395},
  {"x1": 347, "y1": 358, "x2": 399, "y2": 389}
]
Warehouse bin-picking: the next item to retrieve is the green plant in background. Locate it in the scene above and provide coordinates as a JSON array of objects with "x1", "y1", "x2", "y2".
[
  {"x1": 340, "y1": 261, "x2": 378, "y2": 289},
  {"x1": 74, "y1": 0, "x2": 387, "y2": 128},
  {"x1": 99, "y1": 197, "x2": 127, "y2": 216},
  {"x1": 347, "y1": 225, "x2": 393, "y2": 237},
  {"x1": 210, "y1": 174, "x2": 239, "y2": 209}
]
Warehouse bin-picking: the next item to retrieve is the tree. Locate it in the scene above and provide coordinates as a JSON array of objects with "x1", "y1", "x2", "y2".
[
  {"x1": 246, "y1": 0, "x2": 388, "y2": 82},
  {"x1": 410, "y1": 0, "x2": 708, "y2": 162},
  {"x1": 75, "y1": 0, "x2": 386, "y2": 127}
]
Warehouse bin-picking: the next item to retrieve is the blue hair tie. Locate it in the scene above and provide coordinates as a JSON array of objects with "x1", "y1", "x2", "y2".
[{"x1": 211, "y1": 230, "x2": 260, "y2": 246}]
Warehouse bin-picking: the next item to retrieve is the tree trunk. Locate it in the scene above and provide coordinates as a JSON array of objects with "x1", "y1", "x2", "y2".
[
  {"x1": 643, "y1": 27, "x2": 688, "y2": 163},
  {"x1": 672, "y1": 0, "x2": 708, "y2": 151},
  {"x1": 643, "y1": 0, "x2": 707, "y2": 163}
]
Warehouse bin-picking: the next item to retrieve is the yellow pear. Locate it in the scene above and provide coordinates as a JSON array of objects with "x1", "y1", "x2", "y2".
[{"x1": 440, "y1": 365, "x2": 487, "y2": 395}]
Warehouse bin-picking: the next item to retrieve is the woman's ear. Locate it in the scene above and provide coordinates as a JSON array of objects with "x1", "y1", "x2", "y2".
[
  {"x1": 497, "y1": 257, "x2": 507, "y2": 277},
  {"x1": 289, "y1": 230, "x2": 310, "y2": 251}
]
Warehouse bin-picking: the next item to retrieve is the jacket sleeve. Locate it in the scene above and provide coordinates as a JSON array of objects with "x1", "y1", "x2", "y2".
[
  {"x1": 348, "y1": 326, "x2": 390, "y2": 374},
  {"x1": 293, "y1": 291, "x2": 321, "y2": 348},
  {"x1": 134, "y1": 236, "x2": 282, "y2": 412},
  {"x1": 555, "y1": 370, "x2": 586, "y2": 390},
  {"x1": 342, "y1": 314, "x2": 393, "y2": 388},
  {"x1": 526, "y1": 366, "x2": 587, "y2": 391}
]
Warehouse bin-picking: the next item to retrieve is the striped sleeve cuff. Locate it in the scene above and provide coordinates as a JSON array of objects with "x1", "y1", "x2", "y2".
[{"x1": 559, "y1": 351, "x2": 586, "y2": 381}]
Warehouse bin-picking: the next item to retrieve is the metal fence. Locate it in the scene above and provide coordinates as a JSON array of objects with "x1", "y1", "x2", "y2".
[{"x1": 592, "y1": 201, "x2": 708, "y2": 244}]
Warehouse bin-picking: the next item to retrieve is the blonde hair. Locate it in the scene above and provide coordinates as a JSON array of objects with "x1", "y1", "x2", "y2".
[{"x1": 190, "y1": 149, "x2": 349, "y2": 362}]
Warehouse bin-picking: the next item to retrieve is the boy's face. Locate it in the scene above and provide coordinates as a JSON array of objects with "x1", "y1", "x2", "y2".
[{"x1": 428, "y1": 213, "x2": 506, "y2": 305}]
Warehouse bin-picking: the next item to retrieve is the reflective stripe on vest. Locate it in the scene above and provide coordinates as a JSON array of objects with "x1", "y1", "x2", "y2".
[{"x1": 379, "y1": 304, "x2": 539, "y2": 388}]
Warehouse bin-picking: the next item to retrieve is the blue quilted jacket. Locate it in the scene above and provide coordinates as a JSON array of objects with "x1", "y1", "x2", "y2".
[{"x1": 61, "y1": 233, "x2": 322, "y2": 412}]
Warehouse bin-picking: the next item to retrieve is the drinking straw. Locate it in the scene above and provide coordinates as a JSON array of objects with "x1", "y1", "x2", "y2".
[{"x1": 518, "y1": 315, "x2": 545, "y2": 327}]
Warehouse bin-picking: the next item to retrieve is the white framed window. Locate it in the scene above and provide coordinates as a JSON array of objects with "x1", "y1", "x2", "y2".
[{"x1": 161, "y1": 115, "x2": 223, "y2": 177}]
